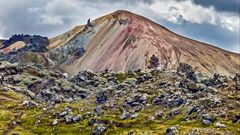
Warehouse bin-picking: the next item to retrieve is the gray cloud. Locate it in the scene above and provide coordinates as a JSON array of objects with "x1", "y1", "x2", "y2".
[
  {"x1": 193, "y1": 0, "x2": 240, "y2": 13},
  {"x1": 0, "y1": 0, "x2": 239, "y2": 53}
]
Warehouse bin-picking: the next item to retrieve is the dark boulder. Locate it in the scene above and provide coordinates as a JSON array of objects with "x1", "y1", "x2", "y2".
[
  {"x1": 21, "y1": 100, "x2": 38, "y2": 109},
  {"x1": 177, "y1": 63, "x2": 197, "y2": 82},
  {"x1": 28, "y1": 81, "x2": 42, "y2": 92},
  {"x1": 35, "y1": 89, "x2": 53, "y2": 102},
  {"x1": 149, "y1": 54, "x2": 159, "y2": 69},
  {"x1": 70, "y1": 71, "x2": 98, "y2": 87},
  {"x1": 153, "y1": 93, "x2": 184, "y2": 108},
  {"x1": 0, "y1": 73, "x2": 4, "y2": 85},
  {"x1": 136, "y1": 74, "x2": 152, "y2": 84},
  {"x1": 165, "y1": 126, "x2": 177, "y2": 135},
  {"x1": 202, "y1": 114, "x2": 214, "y2": 125},
  {"x1": 74, "y1": 48, "x2": 85, "y2": 57},
  {"x1": 0, "y1": 63, "x2": 23, "y2": 75},
  {"x1": 92, "y1": 123, "x2": 106, "y2": 135},
  {"x1": 94, "y1": 106, "x2": 104, "y2": 116},
  {"x1": 1, "y1": 34, "x2": 48, "y2": 55},
  {"x1": 205, "y1": 74, "x2": 228, "y2": 88},
  {"x1": 232, "y1": 115, "x2": 240, "y2": 123},
  {"x1": 96, "y1": 91, "x2": 108, "y2": 104},
  {"x1": 234, "y1": 74, "x2": 240, "y2": 90}
]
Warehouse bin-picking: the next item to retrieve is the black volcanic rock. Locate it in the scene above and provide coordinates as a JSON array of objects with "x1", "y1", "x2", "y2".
[
  {"x1": 1, "y1": 34, "x2": 49, "y2": 52},
  {"x1": 149, "y1": 54, "x2": 159, "y2": 69},
  {"x1": 177, "y1": 63, "x2": 197, "y2": 82}
]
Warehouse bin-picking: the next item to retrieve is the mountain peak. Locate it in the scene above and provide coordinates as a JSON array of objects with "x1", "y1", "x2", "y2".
[
  {"x1": 110, "y1": 10, "x2": 145, "y2": 20},
  {"x1": 112, "y1": 10, "x2": 132, "y2": 14},
  {"x1": 111, "y1": 10, "x2": 141, "y2": 17}
]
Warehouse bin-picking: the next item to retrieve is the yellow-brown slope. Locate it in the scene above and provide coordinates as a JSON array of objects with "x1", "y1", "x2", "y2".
[{"x1": 49, "y1": 10, "x2": 240, "y2": 76}]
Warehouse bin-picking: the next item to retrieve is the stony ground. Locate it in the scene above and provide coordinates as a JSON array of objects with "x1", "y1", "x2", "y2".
[{"x1": 0, "y1": 62, "x2": 240, "y2": 135}]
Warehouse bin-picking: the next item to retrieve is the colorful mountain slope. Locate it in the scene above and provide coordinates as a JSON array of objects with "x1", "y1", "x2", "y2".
[{"x1": 48, "y1": 10, "x2": 240, "y2": 76}]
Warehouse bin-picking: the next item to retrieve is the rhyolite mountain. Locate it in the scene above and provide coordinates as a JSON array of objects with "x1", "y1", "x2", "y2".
[{"x1": 0, "y1": 10, "x2": 240, "y2": 76}]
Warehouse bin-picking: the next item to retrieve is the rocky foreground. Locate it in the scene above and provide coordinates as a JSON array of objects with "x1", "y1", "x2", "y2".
[{"x1": 0, "y1": 62, "x2": 240, "y2": 135}]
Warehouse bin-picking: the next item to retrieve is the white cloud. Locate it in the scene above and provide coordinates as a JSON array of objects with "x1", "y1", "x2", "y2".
[
  {"x1": 40, "y1": 15, "x2": 64, "y2": 25},
  {"x1": 146, "y1": 0, "x2": 239, "y2": 32},
  {"x1": 218, "y1": 14, "x2": 240, "y2": 32}
]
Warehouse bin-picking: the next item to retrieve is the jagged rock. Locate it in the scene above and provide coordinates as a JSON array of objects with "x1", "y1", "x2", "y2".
[
  {"x1": 128, "y1": 130, "x2": 135, "y2": 135},
  {"x1": 136, "y1": 74, "x2": 151, "y2": 84},
  {"x1": 202, "y1": 114, "x2": 214, "y2": 125},
  {"x1": 5, "y1": 76, "x2": 21, "y2": 85},
  {"x1": 167, "y1": 108, "x2": 181, "y2": 119},
  {"x1": 177, "y1": 63, "x2": 197, "y2": 82},
  {"x1": 35, "y1": 119, "x2": 41, "y2": 125},
  {"x1": 0, "y1": 62, "x2": 23, "y2": 75},
  {"x1": 188, "y1": 129, "x2": 200, "y2": 135},
  {"x1": 130, "y1": 113, "x2": 139, "y2": 119},
  {"x1": 52, "y1": 94, "x2": 64, "y2": 103},
  {"x1": 83, "y1": 112, "x2": 92, "y2": 120},
  {"x1": 88, "y1": 118, "x2": 98, "y2": 126},
  {"x1": 35, "y1": 89, "x2": 53, "y2": 102},
  {"x1": 166, "y1": 126, "x2": 178, "y2": 135},
  {"x1": 1, "y1": 34, "x2": 48, "y2": 52},
  {"x1": 120, "y1": 111, "x2": 129, "y2": 120},
  {"x1": 64, "y1": 106, "x2": 72, "y2": 112},
  {"x1": 179, "y1": 79, "x2": 188, "y2": 89},
  {"x1": 0, "y1": 73, "x2": 4, "y2": 84},
  {"x1": 215, "y1": 122, "x2": 226, "y2": 128},
  {"x1": 70, "y1": 71, "x2": 98, "y2": 87},
  {"x1": 149, "y1": 54, "x2": 159, "y2": 68},
  {"x1": 232, "y1": 115, "x2": 240, "y2": 123},
  {"x1": 94, "y1": 106, "x2": 104, "y2": 116},
  {"x1": 44, "y1": 78, "x2": 56, "y2": 89},
  {"x1": 153, "y1": 93, "x2": 184, "y2": 108},
  {"x1": 116, "y1": 83, "x2": 129, "y2": 90},
  {"x1": 139, "y1": 94, "x2": 148, "y2": 104},
  {"x1": 123, "y1": 78, "x2": 137, "y2": 85},
  {"x1": 59, "y1": 111, "x2": 68, "y2": 117},
  {"x1": 96, "y1": 91, "x2": 108, "y2": 104},
  {"x1": 202, "y1": 119, "x2": 212, "y2": 125},
  {"x1": 180, "y1": 79, "x2": 205, "y2": 93},
  {"x1": 63, "y1": 73, "x2": 69, "y2": 78},
  {"x1": 206, "y1": 74, "x2": 228, "y2": 88},
  {"x1": 155, "y1": 110, "x2": 163, "y2": 118},
  {"x1": 92, "y1": 123, "x2": 106, "y2": 135},
  {"x1": 152, "y1": 95, "x2": 165, "y2": 105},
  {"x1": 75, "y1": 89, "x2": 89, "y2": 99},
  {"x1": 107, "y1": 77, "x2": 118, "y2": 84},
  {"x1": 74, "y1": 48, "x2": 85, "y2": 57},
  {"x1": 234, "y1": 74, "x2": 240, "y2": 90},
  {"x1": 28, "y1": 81, "x2": 42, "y2": 91},
  {"x1": 53, "y1": 119, "x2": 58, "y2": 126},
  {"x1": 65, "y1": 115, "x2": 73, "y2": 124},
  {"x1": 21, "y1": 100, "x2": 38, "y2": 108},
  {"x1": 157, "y1": 81, "x2": 171, "y2": 89},
  {"x1": 187, "y1": 106, "x2": 198, "y2": 115},
  {"x1": 73, "y1": 114, "x2": 81, "y2": 123},
  {"x1": 125, "y1": 93, "x2": 148, "y2": 107},
  {"x1": 187, "y1": 81, "x2": 201, "y2": 93}
]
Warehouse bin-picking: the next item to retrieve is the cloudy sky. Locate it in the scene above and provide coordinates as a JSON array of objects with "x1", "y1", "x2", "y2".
[{"x1": 0, "y1": 0, "x2": 239, "y2": 53}]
